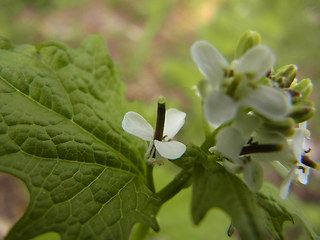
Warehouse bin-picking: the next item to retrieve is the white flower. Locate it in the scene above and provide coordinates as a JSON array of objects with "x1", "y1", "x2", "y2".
[
  {"x1": 215, "y1": 125, "x2": 264, "y2": 193},
  {"x1": 191, "y1": 40, "x2": 291, "y2": 126},
  {"x1": 280, "y1": 122, "x2": 311, "y2": 199},
  {"x1": 214, "y1": 113, "x2": 289, "y2": 193},
  {"x1": 122, "y1": 109, "x2": 186, "y2": 161}
]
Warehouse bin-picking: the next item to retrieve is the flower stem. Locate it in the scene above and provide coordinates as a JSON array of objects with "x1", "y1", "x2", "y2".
[
  {"x1": 157, "y1": 170, "x2": 192, "y2": 204},
  {"x1": 146, "y1": 164, "x2": 155, "y2": 193},
  {"x1": 200, "y1": 122, "x2": 230, "y2": 152}
]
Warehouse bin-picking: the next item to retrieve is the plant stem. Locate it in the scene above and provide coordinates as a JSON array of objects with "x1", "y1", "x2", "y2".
[
  {"x1": 157, "y1": 170, "x2": 192, "y2": 205},
  {"x1": 146, "y1": 164, "x2": 155, "y2": 193},
  {"x1": 200, "y1": 121, "x2": 230, "y2": 152}
]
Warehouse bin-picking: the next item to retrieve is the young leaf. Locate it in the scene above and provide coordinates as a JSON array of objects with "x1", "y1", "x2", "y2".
[
  {"x1": 260, "y1": 184, "x2": 320, "y2": 240},
  {"x1": 0, "y1": 35, "x2": 158, "y2": 240},
  {"x1": 192, "y1": 156, "x2": 270, "y2": 240},
  {"x1": 256, "y1": 193, "x2": 293, "y2": 240}
]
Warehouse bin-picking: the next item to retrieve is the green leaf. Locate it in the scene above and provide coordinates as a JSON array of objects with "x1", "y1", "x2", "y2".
[
  {"x1": 260, "y1": 184, "x2": 320, "y2": 240},
  {"x1": 191, "y1": 150, "x2": 319, "y2": 240},
  {"x1": 192, "y1": 156, "x2": 270, "y2": 240},
  {"x1": 0, "y1": 35, "x2": 158, "y2": 240},
  {"x1": 256, "y1": 193, "x2": 293, "y2": 240}
]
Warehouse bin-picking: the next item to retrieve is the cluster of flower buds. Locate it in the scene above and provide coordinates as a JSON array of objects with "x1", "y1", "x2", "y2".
[{"x1": 191, "y1": 30, "x2": 318, "y2": 198}]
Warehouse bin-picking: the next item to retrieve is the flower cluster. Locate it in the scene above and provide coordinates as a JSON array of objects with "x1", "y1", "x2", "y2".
[{"x1": 191, "y1": 31, "x2": 318, "y2": 198}]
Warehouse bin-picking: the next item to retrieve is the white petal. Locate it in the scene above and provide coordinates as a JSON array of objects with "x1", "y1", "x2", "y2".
[
  {"x1": 223, "y1": 159, "x2": 243, "y2": 174},
  {"x1": 280, "y1": 167, "x2": 297, "y2": 199},
  {"x1": 243, "y1": 161, "x2": 264, "y2": 193},
  {"x1": 154, "y1": 140, "x2": 186, "y2": 159},
  {"x1": 232, "y1": 113, "x2": 260, "y2": 140},
  {"x1": 191, "y1": 40, "x2": 229, "y2": 88},
  {"x1": 204, "y1": 91, "x2": 239, "y2": 126},
  {"x1": 216, "y1": 127, "x2": 244, "y2": 162},
  {"x1": 122, "y1": 111, "x2": 154, "y2": 141},
  {"x1": 291, "y1": 129, "x2": 307, "y2": 160},
  {"x1": 164, "y1": 108, "x2": 186, "y2": 139},
  {"x1": 297, "y1": 164, "x2": 310, "y2": 185},
  {"x1": 234, "y1": 45, "x2": 275, "y2": 81},
  {"x1": 243, "y1": 86, "x2": 291, "y2": 121}
]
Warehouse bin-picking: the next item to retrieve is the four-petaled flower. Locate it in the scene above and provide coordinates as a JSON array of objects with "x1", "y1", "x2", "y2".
[
  {"x1": 122, "y1": 109, "x2": 186, "y2": 162},
  {"x1": 191, "y1": 40, "x2": 291, "y2": 126}
]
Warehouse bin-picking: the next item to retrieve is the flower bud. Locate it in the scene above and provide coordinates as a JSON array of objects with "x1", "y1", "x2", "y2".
[
  {"x1": 235, "y1": 30, "x2": 261, "y2": 59},
  {"x1": 261, "y1": 117, "x2": 295, "y2": 137},
  {"x1": 273, "y1": 64, "x2": 297, "y2": 88},
  {"x1": 289, "y1": 100, "x2": 315, "y2": 123},
  {"x1": 290, "y1": 78, "x2": 313, "y2": 99}
]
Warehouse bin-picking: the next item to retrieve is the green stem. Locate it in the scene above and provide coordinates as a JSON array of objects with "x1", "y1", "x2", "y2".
[
  {"x1": 157, "y1": 170, "x2": 192, "y2": 205},
  {"x1": 146, "y1": 164, "x2": 155, "y2": 193},
  {"x1": 200, "y1": 122, "x2": 230, "y2": 152}
]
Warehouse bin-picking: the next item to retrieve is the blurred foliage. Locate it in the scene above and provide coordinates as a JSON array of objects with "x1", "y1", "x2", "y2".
[{"x1": 0, "y1": 0, "x2": 319, "y2": 239}]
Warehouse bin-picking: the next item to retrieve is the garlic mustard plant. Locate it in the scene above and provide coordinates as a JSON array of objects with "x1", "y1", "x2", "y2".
[{"x1": 1, "y1": 31, "x2": 320, "y2": 240}]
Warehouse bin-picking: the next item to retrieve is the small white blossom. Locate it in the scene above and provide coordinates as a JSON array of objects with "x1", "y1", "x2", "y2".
[
  {"x1": 191, "y1": 40, "x2": 291, "y2": 126},
  {"x1": 215, "y1": 125, "x2": 264, "y2": 192},
  {"x1": 280, "y1": 122, "x2": 311, "y2": 199},
  {"x1": 122, "y1": 109, "x2": 186, "y2": 162}
]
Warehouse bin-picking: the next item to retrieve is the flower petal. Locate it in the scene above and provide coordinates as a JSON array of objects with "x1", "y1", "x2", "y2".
[
  {"x1": 154, "y1": 140, "x2": 186, "y2": 159},
  {"x1": 243, "y1": 161, "x2": 263, "y2": 193},
  {"x1": 191, "y1": 40, "x2": 229, "y2": 88},
  {"x1": 164, "y1": 108, "x2": 186, "y2": 139},
  {"x1": 233, "y1": 44, "x2": 275, "y2": 81},
  {"x1": 243, "y1": 85, "x2": 291, "y2": 121},
  {"x1": 297, "y1": 163, "x2": 310, "y2": 185},
  {"x1": 122, "y1": 111, "x2": 154, "y2": 141},
  {"x1": 216, "y1": 127, "x2": 245, "y2": 162},
  {"x1": 204, "y1": 91, "x2": 239, "y2": 126},
  {"x1": 280, "y1": 167, "x2": 297, "y2": 199},
  {"x1": 291, "y1": 123, "x2": 310, "y2": 161}
]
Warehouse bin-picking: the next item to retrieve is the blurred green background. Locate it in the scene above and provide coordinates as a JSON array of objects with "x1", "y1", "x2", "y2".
[{"x1": 0, "y1": 0, "x2": 319, "y2": 239}]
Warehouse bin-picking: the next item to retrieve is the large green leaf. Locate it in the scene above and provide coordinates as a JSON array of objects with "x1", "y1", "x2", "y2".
[{"x1": 0, "y1": 35, "x2": 158, "y2": 240}]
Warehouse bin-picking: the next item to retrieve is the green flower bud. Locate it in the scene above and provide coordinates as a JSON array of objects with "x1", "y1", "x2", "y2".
[
  {"x1": 235, "y1": 30, "x2": 261, "y2": 59},
  {"x1": 261, "y1": 117, "x2": 295, "y2": 137},
  {"x1": 289, "y1": 100, "x2": 315, "y2": 123},
  {"x1": 290, "y1": 78, "x2": 313, "y2": 99},
  {"x1": 273, "y1": 64, "x2": 297, "y2": 88}
]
